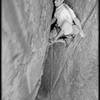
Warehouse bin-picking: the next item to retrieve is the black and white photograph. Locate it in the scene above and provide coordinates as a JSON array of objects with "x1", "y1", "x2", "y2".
[{"x1": 2, "y1": 0, "x2": 98, "y2": 100}]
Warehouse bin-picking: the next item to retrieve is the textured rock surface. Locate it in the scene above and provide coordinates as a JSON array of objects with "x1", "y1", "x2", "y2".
[
  {"x1": 36, "y1": 0, "x2": 98, "y2": 100},
  {"x1": 2, "y1": 0, "x2": 98, "y2": 100},
  {"x1": 2, "y1": 0, "x2": 53, "y2": 100}
]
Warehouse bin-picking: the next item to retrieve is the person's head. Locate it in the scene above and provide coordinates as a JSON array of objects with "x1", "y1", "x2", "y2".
[{"x1": 55, "y1": 0, "x2": 64, "y2": 7}]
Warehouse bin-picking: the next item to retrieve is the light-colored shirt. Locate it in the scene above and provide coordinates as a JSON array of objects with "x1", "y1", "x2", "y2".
[{"x1": 55, "y1": 4, "x2": 76, "y2": 26}]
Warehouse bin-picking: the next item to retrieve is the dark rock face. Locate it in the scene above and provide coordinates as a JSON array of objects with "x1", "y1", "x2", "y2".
[{"x1": 36, "y1": 0, "x2": 98, "y2": 100}]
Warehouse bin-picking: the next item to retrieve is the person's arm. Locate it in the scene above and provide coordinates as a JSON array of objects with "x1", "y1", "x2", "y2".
[
  {"x1": 51, "y1": 17, "x2": 56, "y2": 25},
  {"x1": 73, "y1": 17, "x2": 82, "y2": 29},
  {"x1": 64, "y1": 4, "x2": 85, "y2": 37},
  {"x1": 64, "y1": 4, "x2": 81, "y2": 28},
  {"x1": 65, "y1": 5, "x2": 82, "y2": 30},
  {"x1": 73, "y1": 17, "x2": 85, "y2": 37},
  {"x1": 64, "y1": 4, "x2": 76, "y2": 19}
]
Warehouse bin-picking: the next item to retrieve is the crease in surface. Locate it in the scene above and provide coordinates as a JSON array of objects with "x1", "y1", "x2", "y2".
[{"x1": 50, "y1": 0, "x2": 97, "y2": 94}]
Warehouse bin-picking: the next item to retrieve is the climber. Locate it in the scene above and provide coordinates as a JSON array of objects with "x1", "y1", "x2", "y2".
[{"x1": 50, "y1": 0, "x2": 85, "y2": 45}]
